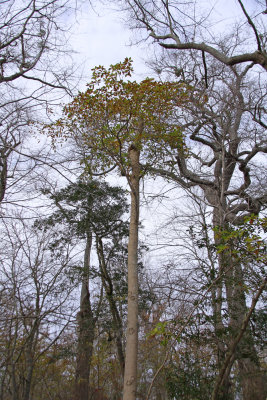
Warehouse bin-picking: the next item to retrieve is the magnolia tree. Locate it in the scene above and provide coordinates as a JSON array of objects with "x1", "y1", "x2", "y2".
[{"x1": 50, "y1": 58, "x2": 189, "y2": 400}]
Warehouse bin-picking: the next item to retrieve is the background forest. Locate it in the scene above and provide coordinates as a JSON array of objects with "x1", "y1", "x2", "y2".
[{"x1": 0, "y1": 1, "x2": 266, "y2": 400}]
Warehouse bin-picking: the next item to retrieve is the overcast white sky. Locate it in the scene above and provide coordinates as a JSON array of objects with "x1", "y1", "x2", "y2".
[
  {"x1": 68, "y1": 3, "x2": 151, "y2": 89},
  {"x1": 67, "y1": 0, "x2": 261, "y2": 90}
]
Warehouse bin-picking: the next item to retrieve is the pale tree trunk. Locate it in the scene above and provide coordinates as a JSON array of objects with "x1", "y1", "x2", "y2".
[
  {"x1": 123, "y1": 144, "x2": 140, "y2": 400},
  {"x1": 75, "y1": 231, "x2": 95, "y2": 400}
]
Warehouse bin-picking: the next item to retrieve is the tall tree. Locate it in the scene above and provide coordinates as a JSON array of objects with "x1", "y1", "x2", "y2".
[
  {"x1": 51, "y1": 58, "x2": 188, "y2": 400},
  {"x1": 146, "y1": 57, "x2": 266, "y2": 398},
  {"x1": 40, "y1": 178, "x2": 129, "y2": 400}
]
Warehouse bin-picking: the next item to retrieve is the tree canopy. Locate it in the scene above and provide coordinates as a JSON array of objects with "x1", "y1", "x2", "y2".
[{"x1": 54, "y1": 58, "x2": 189, "y2": 176}]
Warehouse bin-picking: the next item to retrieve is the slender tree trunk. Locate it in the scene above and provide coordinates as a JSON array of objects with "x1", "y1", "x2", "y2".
[
  {"x1": 96, "y1": 237, "x2": 125, "y2": 377},
  {"x1": 23, "y1": 322, "x2": 40, "y2": 400},
  {"x1": 23, "y1": 340, "x2": 34, "y2": 400},
  {"x1": 0, "y1": 363, "x2": 8, "y2": 400},
  {"x1": 123, "y1": 144, "x2": 140, "y2": 400},
  {"x1": 11, "y1": 363, "x2": 18, "y2": 400},
  {"x1": 75, "y1": 231, "x2": 95, "y2": 400},
  {"x1": 9, "y1": 320, "x2": 19, "y2": 400},
  {"x1": 0, "y1": 154, "x2": 7, "y2": 203}
]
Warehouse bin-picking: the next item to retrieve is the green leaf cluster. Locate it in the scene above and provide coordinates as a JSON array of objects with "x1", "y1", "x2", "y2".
[
  {"x1": 214, "y1": 215, "x2": 267, "y2": 265},
  {"x1": 59, "y1": 58, "x2": 190, "y2": 175}
]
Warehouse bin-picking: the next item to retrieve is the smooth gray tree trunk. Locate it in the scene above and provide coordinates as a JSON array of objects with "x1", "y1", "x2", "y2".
[{"x1": 123, "y1": 145, "x2": 140, "y2": 400}]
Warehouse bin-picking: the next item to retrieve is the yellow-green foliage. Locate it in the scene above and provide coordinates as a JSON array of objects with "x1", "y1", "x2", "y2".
[{"x1": 52, "y1": 58, "x2": 190, "y2": 175}]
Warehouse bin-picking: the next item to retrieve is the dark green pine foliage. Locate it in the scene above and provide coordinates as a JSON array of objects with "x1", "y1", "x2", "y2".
[{"x1": 39, "y1": 179, "x2": 129, "y2": 239}]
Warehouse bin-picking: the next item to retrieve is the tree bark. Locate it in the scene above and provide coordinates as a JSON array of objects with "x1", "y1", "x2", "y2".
[
  {"x1": 75, "y1": 231, "x2": 95, "y2": 400},
  {"x1": 212, "y1": 232, "x2": 234, "y2": 400},
  {"x1": 123, "y1": 144, "x2": 140, "y2": 400},
  {"x1": 212, "y1": 276, "x2": 267, "y2": 400},
  {"x1": 23, "y1": 321, "x2": 40, "y2": 400},
  {"x1": 96, "y1": 236, "x2": 125, "y2": 377},
  {"x1": 212, "y1": 208, "x2": 266, "y2": 400},
  {"x1": 226, "y1": 262, "x2": 267, "y2": 400},
  {"x1": 0, "y1": 153, "x2": 7, "y2": 203}
]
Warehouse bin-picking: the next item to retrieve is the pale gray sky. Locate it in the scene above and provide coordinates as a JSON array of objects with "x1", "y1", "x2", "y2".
[
  {"x1": 68, "y1": 0, "x2": 263, "y2": 90},
  {"x1": 69, "y1": 3, "x2": 151, "y2": 90}
]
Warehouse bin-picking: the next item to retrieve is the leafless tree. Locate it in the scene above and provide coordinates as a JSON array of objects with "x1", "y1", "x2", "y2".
[
  {"x1": 0, "y1": 0, "x2": 76, "y2": 88},
  {"x1": 0, "y1": 0, "x2": 82, "y2": 209},
  {"x1": 119, "y1": 0, "x2": 267, "y2": 71},
  {"x1": 0, "y1": 218, "x2": 78, "y2": 400},
  {"x1": 145, "y1": 52, "x2": 267, "y2": 398}
]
